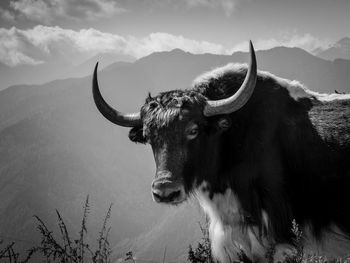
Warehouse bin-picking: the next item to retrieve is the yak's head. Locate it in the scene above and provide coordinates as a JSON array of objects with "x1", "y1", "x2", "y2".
[{"x1": 92, "y1": 42, "x2": 257, "y2": 205}]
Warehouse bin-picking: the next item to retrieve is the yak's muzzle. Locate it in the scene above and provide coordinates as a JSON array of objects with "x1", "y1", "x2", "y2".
[{"x1": 151, "y1": 178, "x2": 186, "y2": 204}]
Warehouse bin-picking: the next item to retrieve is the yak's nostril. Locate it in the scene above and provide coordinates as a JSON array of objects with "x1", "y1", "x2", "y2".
[
  {"x1": 152, "y1": 191, "x2": 163, "y2": 202},
  {"x1": 152, "y1": 189, "x2": 182, "y2": 203},
  {"x1": 167, "y1": 190, "x2": 181, "y2": 201}
]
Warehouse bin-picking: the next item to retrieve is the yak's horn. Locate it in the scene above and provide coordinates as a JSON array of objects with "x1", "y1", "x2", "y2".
[
  {"x1": 203, "y1": 41, "x2": 257, "y2": 116},
  {"x1": 92, "y1": 63, "x2": 142, "y2": 127}
]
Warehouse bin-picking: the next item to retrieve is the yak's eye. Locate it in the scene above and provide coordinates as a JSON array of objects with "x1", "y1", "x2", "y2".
[{"x1": 186, "y1": 124, "x2": 199, "y2": 140}]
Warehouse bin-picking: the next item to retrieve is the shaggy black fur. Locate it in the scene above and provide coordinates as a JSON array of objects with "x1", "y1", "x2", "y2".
[{"x1": 129, "y1": 64, "x2": 350, "y2": 245}]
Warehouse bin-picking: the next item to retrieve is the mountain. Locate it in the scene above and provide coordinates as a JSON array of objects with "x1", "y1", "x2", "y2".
[
  {"x1": 71, "y1": 53, "x2": 136, "y2": 79},
  {"x1": 316, "y1": 37, "x2": 350, "y2": 61},
  {"x1": 0, "y1": 46, "x2": 349, "y2": 262},
  {"x1": 0, "y1": 61, "x2": 67, "y2": 91},
  {"x1": 0, "y1": 75, "x2": 168, "y2": 251},
  {"x1": 132, "y1": 46, "x2": 350, "y2": 94},
  {"x1": 240, "y1": 46, "x2": 350, "y2": 94},
  {"x1": 0, "y1": 52, "x2": 136, "y2": 91}
]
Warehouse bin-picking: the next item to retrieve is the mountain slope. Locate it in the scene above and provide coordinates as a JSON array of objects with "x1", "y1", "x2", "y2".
[
  {"x1": 0, "y1": 53, "x2": 136, "y2": 91},
  {"x1": 0, "y1": 75, "x2": 165, "y2": 252}
]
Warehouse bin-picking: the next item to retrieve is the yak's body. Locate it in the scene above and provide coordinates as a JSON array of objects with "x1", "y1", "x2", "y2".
[
  {"x1": 187, "y1": 64, "x2": 350, "y2": 261},
  {"x1": 92, "y1": 51, "x2": 350, "y2": 261},
  {"x1": 135, "y1": 64, "x2": 350, "y2": 260},
  {"x1": 130, "y1": 64, "x2": 350, "y2": 261}
]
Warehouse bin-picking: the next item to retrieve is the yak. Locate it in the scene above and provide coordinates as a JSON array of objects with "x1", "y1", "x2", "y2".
[{"x1": 92, "y1": 42, "x2": 350, "y2": 262}]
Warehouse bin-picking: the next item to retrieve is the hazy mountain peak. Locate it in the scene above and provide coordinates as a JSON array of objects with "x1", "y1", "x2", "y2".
[
  {"x1": 336, "y1": 37, "x2": 350, "y2": 47},
  {"x1": 316, "y1": 36, "x2": 350, "y2": 61},
  {"x1": 169, "y1": 48, "x2": 187, "y2": 54},
  {"x1": 268, "y1": 46, "x2": 310, "y2": 53},
  {"x1": 151, "y1": 48, "x2": 189, "y2": 58},
  {"x1": 135, "y1": 48, "x2": 192, "y2": 67},
  {"x1": 233, "y1": 46, "x2": 315, "y2": 60}
]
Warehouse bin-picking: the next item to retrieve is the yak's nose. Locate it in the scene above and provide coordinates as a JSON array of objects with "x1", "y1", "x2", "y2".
[{"x1": 151, "y1": 180, "x2": 185, "y2": 204}]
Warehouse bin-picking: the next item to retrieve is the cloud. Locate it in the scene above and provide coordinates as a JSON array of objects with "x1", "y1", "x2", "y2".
[
  {"x1": 136, "y1": 0, "x2": 238, "y2": 16},
  {"x1": 185, "y1": 0, "x2": 237, "y2": 16},
  {"x1": 231, "y1": 33, "x2": 331, "y2": 53},
  {"x1": 9, "y1": 0, "x2": 126, "y2": 24},
  {"x1": 4, "y1": 0, "x2": 239, "y2": 24},
  {"x1": 0, "y1": 7, "x2": 16, "y2": 22},
  {"x1": 0, "y1": 25, "x2": 229, "y2": 67},
  {"x1": 0, "y1": 26, "x2": 332, "y2": 67},
  {"x1": 126, "y1": 33, "x2": 227, "y2": 58},
  {"x1": 0, "y1": 27, "x2": 44, "y2": 66},
  {"x1": 21, "y1": 26, "x2": 227, "y2": 58}
]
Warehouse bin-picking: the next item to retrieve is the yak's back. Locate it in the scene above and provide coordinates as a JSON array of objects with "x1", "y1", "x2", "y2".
[{"x1": 309, "y1": 99, "x2": 350, "y2": 149}]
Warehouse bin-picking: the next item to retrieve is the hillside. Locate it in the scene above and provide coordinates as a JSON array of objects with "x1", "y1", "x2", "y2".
[
  {"x1": 316, "y1": 37, "x2": 350, "y2": 61},
  {"x1": 0, "y1": 53, "x2": 135, "y2": 91},
  {"x1": 0, "y1": 46, "x2": 349, "y2": 261},
  {"x1": 0, "y1": 74, "x2": 168, "y2": 252}
]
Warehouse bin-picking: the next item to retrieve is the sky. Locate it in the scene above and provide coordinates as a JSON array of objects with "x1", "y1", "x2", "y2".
[{"x1": 0, "y1": 0, "x2": 349, "y2": 67}]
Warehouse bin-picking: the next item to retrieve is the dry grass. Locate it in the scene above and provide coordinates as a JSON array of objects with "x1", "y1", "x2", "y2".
[
  {"x1": 0, "y1": 196, "x2": 112, "y2": 263},
  {"x1": 2, "y1": 205, "x2": 350, "y2": 263}
]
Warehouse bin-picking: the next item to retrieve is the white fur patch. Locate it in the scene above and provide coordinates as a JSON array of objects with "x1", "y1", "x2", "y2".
[
  {"x1": 276, "y1": 76, "x2": 350, "y2": 102},
  {"x1": 195, "y1": 182, "x2": 267, "y2": 263},
  {"x1": 195, "y1": 182, "x2": 350, "y2": 262},
  {"x1": 303, "y1": 90, "x2": 350, "y2": 102},
  {"x1": 261, "y1": 210, "x2": 269, "y2": 232},
  {"x1": 193, "y1": 63, "x2": 350, "y2": 103}
]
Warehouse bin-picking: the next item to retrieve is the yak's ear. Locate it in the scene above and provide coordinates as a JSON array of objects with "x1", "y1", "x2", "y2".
[
  {"x1": 129, "y1": 127, "x2": 147, "y2": 144},
  {"x1": 216, "y1": 117, "x2": 231, "y2": 131}
]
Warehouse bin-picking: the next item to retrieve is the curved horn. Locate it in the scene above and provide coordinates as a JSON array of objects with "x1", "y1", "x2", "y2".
[
  {"x1": 92, "y1": 63, "x2": 142, "y2": 127},
  {"x1": 203, "y1": 41, "x2": 257, "y2": 117}
]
